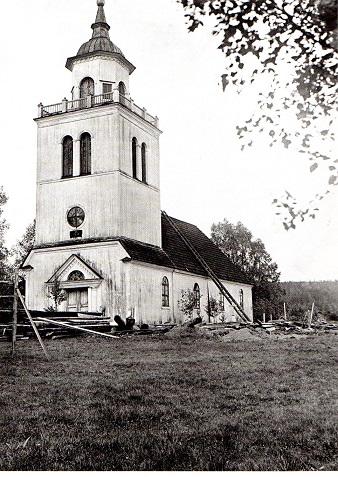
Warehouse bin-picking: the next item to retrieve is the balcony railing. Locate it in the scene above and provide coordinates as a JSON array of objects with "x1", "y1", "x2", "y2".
[{"x1": 37, "y1": 91, "x2": 159, "y2": 128}]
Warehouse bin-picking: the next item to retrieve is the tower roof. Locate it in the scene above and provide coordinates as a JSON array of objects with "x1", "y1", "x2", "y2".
[{"x1": 66, "y1": 0, "x2": 135, "y2": 73}]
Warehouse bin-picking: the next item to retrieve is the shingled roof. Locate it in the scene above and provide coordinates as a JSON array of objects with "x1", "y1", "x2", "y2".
[{"x1": 120, "y1": 212, "x2": 252, "y2": 286}]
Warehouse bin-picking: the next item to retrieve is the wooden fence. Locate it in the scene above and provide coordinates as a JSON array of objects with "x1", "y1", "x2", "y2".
[{"x1": 0, "y1": 280, "x2": 25, "y2": 324}]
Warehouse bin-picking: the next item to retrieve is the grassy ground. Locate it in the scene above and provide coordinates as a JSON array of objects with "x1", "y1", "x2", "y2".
[{"x1": 0, "y1": 329, "x2": 337, "y2": 471}]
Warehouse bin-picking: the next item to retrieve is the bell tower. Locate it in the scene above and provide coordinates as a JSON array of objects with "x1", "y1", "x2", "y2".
[{"x1": 35, "y1": 0, "x2": 162, "y2": 248}]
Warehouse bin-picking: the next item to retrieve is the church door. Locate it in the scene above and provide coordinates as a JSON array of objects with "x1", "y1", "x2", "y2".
[{"x1": 67, "y1": 288, "x2": 89, "y2": 312}]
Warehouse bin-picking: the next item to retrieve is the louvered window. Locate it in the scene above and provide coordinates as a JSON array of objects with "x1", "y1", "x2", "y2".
[
  {"x1": 141, "y1": 143, "x2": 147, "y2": 183},
  {"x1": 80, "y1": 133, "x2": 91, "y2": 176},
  {"x1": 62, "y1": 136, "x2": 73, "y2": 178},
  {"x1": 132, "y1": 137, "x2": 137, "y2": 179}
]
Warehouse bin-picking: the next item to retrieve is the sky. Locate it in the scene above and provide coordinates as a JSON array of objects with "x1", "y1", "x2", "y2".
[{"x1": 1, "y1": 0, "x2": 337, "y2": 282}]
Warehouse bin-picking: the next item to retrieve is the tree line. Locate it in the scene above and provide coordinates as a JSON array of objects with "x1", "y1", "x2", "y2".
[{"x1": 281, "y1": 280, "x2": 338, "y2": 320}]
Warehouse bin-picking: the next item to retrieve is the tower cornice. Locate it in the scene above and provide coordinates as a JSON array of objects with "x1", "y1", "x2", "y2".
[{"x1": 65, "y1": 51, "x2": 135, "y2": 73}]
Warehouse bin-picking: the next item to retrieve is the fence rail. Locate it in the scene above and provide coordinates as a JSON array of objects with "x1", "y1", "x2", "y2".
[
  {"x1": 38, "y1": 92, "x2": 159, "y2": 127},
  {"x1": 68, "y1": 98, "x2": 86, "y2": 111},
  {"x1": 41, "y1": 102, "x2": 63, "y2": 116}
]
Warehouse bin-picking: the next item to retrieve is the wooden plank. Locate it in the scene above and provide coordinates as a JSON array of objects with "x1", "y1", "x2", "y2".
[
  {"x1": 35, "y1": 316, "x2": 119, "y2": 340},
  {"x1": 309, "y1": 303, "x2": 315, "y2": 328}
]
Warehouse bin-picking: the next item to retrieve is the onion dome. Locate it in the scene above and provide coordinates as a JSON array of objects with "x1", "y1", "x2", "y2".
[{"x1": 66, "y1": 0, "x2": 135, "y2": 73}]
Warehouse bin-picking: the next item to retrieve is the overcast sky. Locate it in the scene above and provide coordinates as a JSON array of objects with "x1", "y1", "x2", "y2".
[{"x1": 1, "y1": 0, "x2": 337, "y2": 281}]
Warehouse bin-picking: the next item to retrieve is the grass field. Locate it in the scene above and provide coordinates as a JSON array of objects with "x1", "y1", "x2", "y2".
[{"x1": 0, "y1": 330, "x2": 337, "y2": 471}]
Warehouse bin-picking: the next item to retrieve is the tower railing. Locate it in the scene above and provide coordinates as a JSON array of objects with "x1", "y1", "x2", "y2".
[{"x1": 37, "y1": 92, "x2": 159, "y2": 128}]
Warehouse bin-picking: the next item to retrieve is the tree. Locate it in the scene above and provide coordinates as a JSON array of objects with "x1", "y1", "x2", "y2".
[
  {"x1": 11, "y1": 220, "x2": 36, "y2": 269},
  {"x1": 204, "y1": 294, "x2": 224, "y2": 322},
  {"x1": 46, "y1": 277, "x2": 67, "y2": 312},
  {"x1": 177, "y1": 0, "x2": 338, "y2": 229},
  {"x1": 178, "y1": 289, "x2": 200, "y2": 319},
  {"x1": 0, "y1": 187, "x2": 12, "y2": 280},
  {"x1": 211, "y1": 219, "x2": 284, "y2": 319}
]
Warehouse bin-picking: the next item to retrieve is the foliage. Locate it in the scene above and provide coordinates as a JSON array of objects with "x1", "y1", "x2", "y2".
[
  {"x1": 282, "y1": 280, "x2": 338, "y2": 320},
  {"x1": 211, "y1": 218, "x2": 284, "y2": 319},
  {"x1": 0, "y1": 335, "x2": 337, "y2": 470},
  {"x1": 211, "y1": 219, "x2": 280, "y2": 282},
  {"x1": 11, "y1": 220, "x2": 36, "y2": 269},
  {"x1": 178, "y1": 288, "x2": 199, "y2": 318},
  {"x1": 0, "y1": 187, "x2": 12, "y2": 280},
  {"x1": 204, "y1": 293, "x2": 224, "y2": 320},
  {"x1": 46, "y1": 277, "x2": 67, "y2": 311},
  {"x1": 253, "y1": 282, "x2": 286, "y2": 320},
  {"x1": 177, "y1": 0, "x2": 338, "y2": 229}
]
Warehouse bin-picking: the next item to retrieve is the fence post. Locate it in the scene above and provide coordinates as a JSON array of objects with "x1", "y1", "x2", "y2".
[
  {"x1": 62, "y1": 97, "x2": 68, "y2": 113},
  {"x1": 11, "y1": 270, "x2": 19, "y2": 356},
  {"x1": 37, "y1": 103, "x2": 43, "y2": 117}
]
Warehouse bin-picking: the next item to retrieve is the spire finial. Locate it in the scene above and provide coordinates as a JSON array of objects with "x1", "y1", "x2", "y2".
[{"x1": 92, "y1": 0, "x2": 109, "y2": 34}]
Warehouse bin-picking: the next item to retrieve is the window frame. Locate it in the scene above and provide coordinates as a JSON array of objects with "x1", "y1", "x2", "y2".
[
  {"x1": 68, "y1": 270, "x2": 85, "y2": 281},
  {"x1": 132, "y1": 137, "x2": 138, "y2": 179},
  {"x1": 219, "y1": 291, "x2": 225, "y2": 311},
  {"x1": 118, "y1": 81, "x2": 126, "y2": 104},
  {"x1": 80, "y1": 132, "x2": 92, "y2": 176},
  {"x1": 239, "y1": 289, "x2": 244, "y2": 309},
  {"x1": 67, "y1": 206, "x2": 85, "y2": 228},
  {"x1": 62, "y1": 135, "x2": 73, "y2": 179},
  {"x1": 141, "y1": 142, "x2": 147, "y2": 183},
  {"x1": 79, "y1": 77, "x2": 95, "y2": 98},
  {"x1": 193, "y1": 283, "x2": 201, "y2": 309},
  {"x1": 162, "y1": 276, "x2": 170, "y2": 308},
  {"x1": 102, "y1": 82, "x2": 113, "y2": 100}
]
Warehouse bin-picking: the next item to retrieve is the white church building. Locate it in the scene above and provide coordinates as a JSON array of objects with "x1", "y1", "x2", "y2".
[{"x1": 22, "y1": 0, "x2": 253, "y2": 324}]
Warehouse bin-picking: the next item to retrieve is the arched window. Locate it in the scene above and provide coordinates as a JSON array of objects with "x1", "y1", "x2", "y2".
[
  {"x1": 80, "y1": 132, "x2": 91, "y2": 175},
  {"x1": 68, "y1": 270, "x2": 85, "y2": 281},
  {"x1": 62, "y1": 136, "x2": 73, "y2": 178},
  {"x1": 162, "y1": 277, "x2": 169, "y2": 307},
  {"x1": 239, "y1": 289, "x2": 244, "y2": 309},
  {"x1": 119, "y1": 81, "x2": 126, "y2": 104},
  {"x1": 193, "y1": 283, "x2": 200, "y2": 309},
  {"x1": 132, "y1": 137, "x2": 138, "y2": 179},
  {"x1": 80, "y1": 77, "x2": 94, "y2": 98},
  {"x1": 141, "y1": 143, "x2": 147, "y2": 183}
]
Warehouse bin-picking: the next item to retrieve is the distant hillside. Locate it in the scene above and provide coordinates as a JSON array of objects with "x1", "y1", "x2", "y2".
[{"x1": 281, "y1": 281, "x2": 338, "y2": 319}]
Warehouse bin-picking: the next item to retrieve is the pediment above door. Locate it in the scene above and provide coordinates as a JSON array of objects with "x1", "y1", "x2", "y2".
[{"x1": 47, "y1": 254, "x2": 103, "y2": 288}]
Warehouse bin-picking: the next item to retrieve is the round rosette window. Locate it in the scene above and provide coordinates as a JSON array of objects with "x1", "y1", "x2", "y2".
[{"x1": 67, "y1": 207, "x2": 85, "y2": 228}]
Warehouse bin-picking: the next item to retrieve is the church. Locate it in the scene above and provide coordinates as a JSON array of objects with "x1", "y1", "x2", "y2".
[{"x1": 22, "y1": 0, "x2": 253, "y2": 324}]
